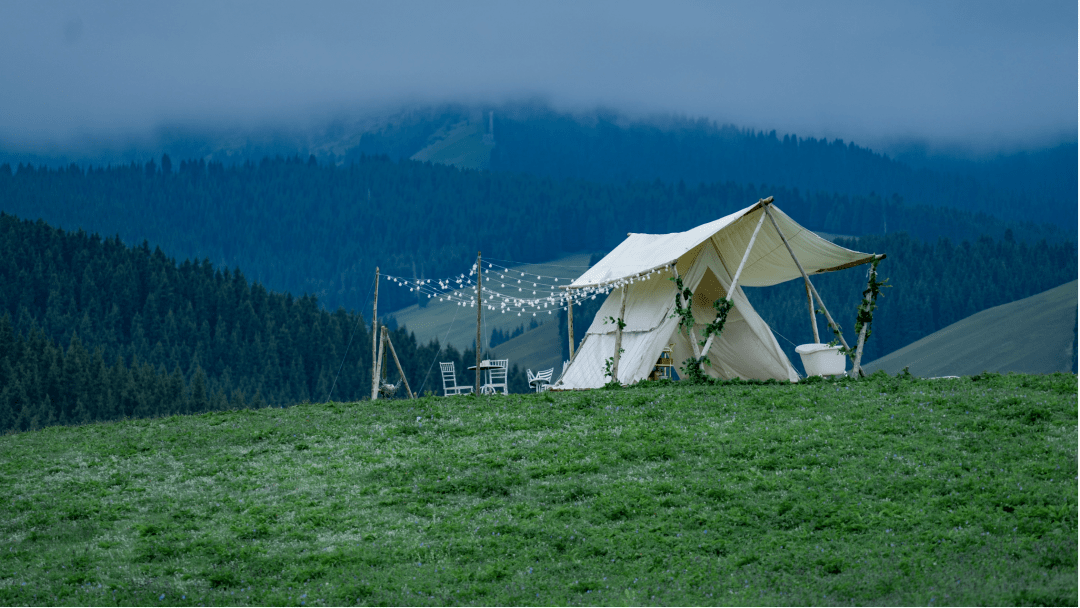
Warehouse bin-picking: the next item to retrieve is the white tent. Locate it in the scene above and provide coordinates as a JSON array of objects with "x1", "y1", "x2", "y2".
[{"x1": 552, "y1": 199, "x2": 880, "y2": 389}]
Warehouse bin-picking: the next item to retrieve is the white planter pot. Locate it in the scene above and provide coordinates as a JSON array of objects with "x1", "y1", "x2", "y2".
[{"x1": 795, "y1": 343, "x2": 847, "y2": 377}]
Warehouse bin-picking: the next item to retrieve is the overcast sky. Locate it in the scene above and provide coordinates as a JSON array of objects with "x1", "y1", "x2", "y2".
[{"x1": 2, "y1": 0, "x2": 1076, "y2": 154}]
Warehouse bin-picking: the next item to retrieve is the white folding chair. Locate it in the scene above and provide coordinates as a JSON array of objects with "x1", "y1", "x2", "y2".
[
  {"x1": 440, "y1": 362, "x2": 473, "y2": 396},
  {"x1": 527, "y1": 367, "x2": 555, "y2": 392},
  {"x1": 481, "y1": 359, "x2": 509, "y2": 395}
]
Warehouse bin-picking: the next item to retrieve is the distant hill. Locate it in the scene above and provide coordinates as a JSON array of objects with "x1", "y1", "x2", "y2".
[{"x1": 863, "y1": 280, "x2": 1078, "y2": 377}]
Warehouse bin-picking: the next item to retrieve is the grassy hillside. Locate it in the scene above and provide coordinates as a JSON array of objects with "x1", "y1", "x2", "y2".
[
  {"x1": 410, "y1": 119, "x2": 494, "y2": 171},
  {"x1": 1, "y1": 373, "x2": 1075, "y2": 606},
  {"x1": 865, "y1": 280, "x2": 1078, "y2": 377}
]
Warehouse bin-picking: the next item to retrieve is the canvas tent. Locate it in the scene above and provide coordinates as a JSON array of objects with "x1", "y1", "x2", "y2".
[{"x1": 551, "y1": 199, "x2": 881, "y2": 389}]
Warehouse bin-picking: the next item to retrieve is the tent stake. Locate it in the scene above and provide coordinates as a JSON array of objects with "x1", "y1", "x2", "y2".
[
  {"x1": 567, "y1": 292, "x2": 575, "y2": 360},
  {"x1": 371, "y1": 267, "x2": 380, "y2": 401},
  {"x1": 610, "y1": 285, "x2": 627, "y2": 383},
  {"x1": 475, "y1": 251, "x2": 482, "y2": 396},
  {"x1": 763, "y1": 206, "x2": 852, "y2": 352},
  {"x1": 383, "y1": 326, "x2": 415, "y2": 399}
]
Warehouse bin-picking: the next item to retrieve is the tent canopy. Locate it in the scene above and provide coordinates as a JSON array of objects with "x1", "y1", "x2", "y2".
[
  {"x1": 570, "y1": 200, "x2": 876, "y2": 290},
  {"x1": 553, "y1": 200, "x2": 880, "y2": 389}
]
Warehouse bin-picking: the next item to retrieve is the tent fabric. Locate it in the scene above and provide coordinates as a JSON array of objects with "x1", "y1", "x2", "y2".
[
  {"x1": 554, "y1": 239, "x2": 799, "y2": 389},
  {"x1": 553, "y1": 201, "x2": 873, "y2": 389},
  {"x1": 569, "y1": 201, "x2": 875, "y2": 289}
]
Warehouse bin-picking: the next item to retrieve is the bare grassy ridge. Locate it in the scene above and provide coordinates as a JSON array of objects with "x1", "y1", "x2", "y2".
[{"x1": 0, "y1": 373, "x2": 1076, "y2": 606}]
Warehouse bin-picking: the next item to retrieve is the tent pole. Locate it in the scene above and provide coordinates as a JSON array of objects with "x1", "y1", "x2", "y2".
[
  {"x1": 850, "y1": 259, "x2": 881, "y2": 378},
  {"x1": 371, "y1": 267, "x2": 380, "y2": 401},
  {"x1": 373, "y1": 323, "x2": 386, "y2": 399},
  {"x1": 728, "y1": 201, "x2": 770, "y2": 295},
  {"x1": 805, "y1": 282, "x2": 820, "y2": 343},
  {"x1": 475, "y1": 251, "x2": 482, "y2": 396},
  {"x1": 610, "y1": 284, "x2": 627, "y2": 383},
  {"x1": 763, "y1": 206, "x2": 852, "y2": 352},
  {"x1": 567, "y1": 291, "x2": 575, "y2": 360},
  {"x1": 698, "y1": 205, "x2": 769, "y2": 365},
  {"x1": 671, "y1": 264, "x2": 701, "y2": 360},
  {"x1": 383, "y1": 326, "x2": 415, "y2": 399}
]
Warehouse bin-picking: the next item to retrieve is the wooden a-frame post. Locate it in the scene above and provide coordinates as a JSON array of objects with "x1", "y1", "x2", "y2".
[
  {"x1": 475, "y1": 251, "x2": 482, "y2": 396},
  {"x1": 371, "y1": 267, "x2": 380, "y2": 400},
  {"x1": 698, "y1": 197, "x2": 771, "y2": 365},
  {"x1": 382, "y1": 326, "x2": 415, "y2": 399}
]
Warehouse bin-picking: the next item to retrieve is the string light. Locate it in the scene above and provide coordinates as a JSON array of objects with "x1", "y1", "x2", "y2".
[{"x1": 379, "y1": 260, "x2": 673, "y2": 317}]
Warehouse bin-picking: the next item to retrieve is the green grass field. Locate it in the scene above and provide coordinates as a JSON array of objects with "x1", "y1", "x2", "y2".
[{"x1": 1, "y1": 373, "x2": 1075, "y2": 606}]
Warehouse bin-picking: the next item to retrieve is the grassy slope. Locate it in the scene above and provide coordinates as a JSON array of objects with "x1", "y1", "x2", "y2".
[
  {"x1": 410, "y1": 120, "x2": 493, "y2": 171},
  {"x1": 0, "y1": 374, "x2": 1075, "y2": 606},
  {"x1": 865, "y1": 280, "x2": 1078, "y2": 377}
]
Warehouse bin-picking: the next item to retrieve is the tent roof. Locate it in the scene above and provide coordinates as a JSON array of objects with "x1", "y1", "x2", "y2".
[{"x1": 569, "y1": 200, "x2": 879, "y2": 289}]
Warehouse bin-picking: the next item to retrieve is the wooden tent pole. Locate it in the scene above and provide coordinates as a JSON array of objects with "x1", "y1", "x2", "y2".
[
  {"x1": 610, "y1": 285, "x2": 628, "y2": 383},
  {"x1": 850, "y1": 258, "x2": 882, "y2": 378},
  {"x1": 373, "y1": 322, "x2": 386, "y2": 400},
  {"x1": 805, "y1": 282, "x2": 820, "y2": 343},
  {"x1": 727, "y1": 203, "x2": 769, "y2": 295},
  {"x1": 567, "y1": 291, "x2": 575, "y2": 360},
  {"x1": 763, "y1": 206, "x2": 852, "y2": 352},
  {"x1": 475, "y1": 251, "x2": 482, "y2": 396},
  {"x1": 371, "y1": 267, "x2": 380, "y2": 401},
  {"x1": 383, "y1": 326, "x2": 415, "y2": 399},
  {"x1": 697, "y1": 205, "x2": 770, "y2": 366}
]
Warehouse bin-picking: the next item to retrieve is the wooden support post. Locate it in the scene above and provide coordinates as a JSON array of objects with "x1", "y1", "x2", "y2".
[
  {"x1": 610, "y1": 285, "x2": 627, "y2": 383},
  {"x1": 567, "y1": 291, "x2": 575, "y2": 360},
  {"x1": 475, "y1": 251, "x2": 482, "y2": 396},
  {"x1": 763, "y1": 205, "x2": 852, "y2": 352},
  {"x1": 672, "y1": 264, "x2": 701, "y2": 360},
  {"x1": 373, "y1": 322, "x2": 386, "y2": 400},
  {"x1": 805, "y1": 282, "x2": 820, "y2": 343},
  {"x1": 383, "y1": 326, "x2": 414, "y2": 399},
  {"x1": 728, "y1": 203, "x2": 769, "y2": 294},
  {"x1": 371, "y1": 267, "x2": 380, "y2": 401},
  {"x1": 851, "y1": 259, "x2": 881, "y2": 378},
  {"x1": 699, "y1": 200, "x2": 772, "y2": 365}
]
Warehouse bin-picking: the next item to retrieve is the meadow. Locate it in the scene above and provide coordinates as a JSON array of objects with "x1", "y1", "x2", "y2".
[{"x1": 0, "y1": 372, "x2": 1075, "y2": 606}]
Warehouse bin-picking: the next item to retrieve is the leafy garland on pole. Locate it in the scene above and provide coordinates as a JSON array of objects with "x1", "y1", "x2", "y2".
[
  {"x1": 669, "y1": 276, "x2": 734, "y2": 383},
  {"x1": 824, "y1": 257, "x2": 889, "y2": 362}
]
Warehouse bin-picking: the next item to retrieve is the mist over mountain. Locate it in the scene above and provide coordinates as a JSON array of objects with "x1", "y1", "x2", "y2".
[{"x1": 2, "y1": 104, "x2": 1074, "y2": 229}]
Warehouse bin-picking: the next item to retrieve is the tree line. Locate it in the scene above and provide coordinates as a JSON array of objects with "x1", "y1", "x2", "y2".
[
  {"x1": 0, "y1": 214, "x2": 516, "y2": 433},
  {"x1": 0, "y1": 155, "x2": 1067, "y2": 316}
]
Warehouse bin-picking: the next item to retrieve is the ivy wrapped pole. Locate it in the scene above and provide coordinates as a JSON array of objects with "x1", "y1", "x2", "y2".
[
  {"x1": 610, "y1": 286, "x2": 628, "y2": 383},
  {"x1": 851, "y1": 256, "x2": 888, "y2": 377}
]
